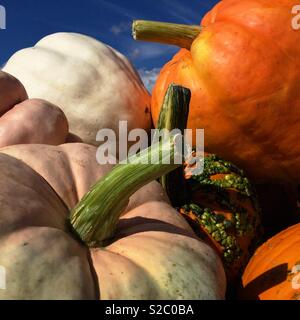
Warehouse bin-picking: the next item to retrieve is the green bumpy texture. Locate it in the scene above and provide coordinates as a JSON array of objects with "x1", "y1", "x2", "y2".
[{"x1": 180, "y1": 154, "x2": 262, "y2": 268}]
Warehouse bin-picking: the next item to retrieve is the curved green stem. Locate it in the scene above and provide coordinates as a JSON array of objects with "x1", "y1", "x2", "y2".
[
  {"x1": 132, "y1": 20, "x2": 202, "y2": 49},
  {"x1": 70, "y1": 136, "x2": 183, "y2": 247},
  {"x1": 156, "y1": 84, "x2": 191, "y2": 207}
]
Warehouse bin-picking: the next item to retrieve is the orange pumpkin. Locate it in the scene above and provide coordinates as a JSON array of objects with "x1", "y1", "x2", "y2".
[
  {"x1": 240, "y1": 223, "x2": 300, "y2": 300},
  {"x1": 133, "y1": 0, "x2": 300, "y2": 182}
]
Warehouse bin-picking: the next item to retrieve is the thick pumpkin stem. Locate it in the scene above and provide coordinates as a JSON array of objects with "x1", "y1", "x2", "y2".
[
  {"x1": 156, "y1": 84, "x2": 191, "y2": 207},
  {"x1": 132, "y1": 20, "x2": 202, "y2": 49},
  {"x1": 70, "y1": 136, "x2": 183, "y2": 247},
  {"x1": 156, "y1": 84, "x2": 190, "y2": 135}
]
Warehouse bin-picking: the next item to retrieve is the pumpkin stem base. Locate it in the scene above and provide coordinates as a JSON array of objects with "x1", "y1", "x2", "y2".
[{"x1": 70, "y1": 135, "x2": 183, "y2": 247}]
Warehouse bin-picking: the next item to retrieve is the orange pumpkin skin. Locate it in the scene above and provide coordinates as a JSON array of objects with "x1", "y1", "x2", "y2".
[
  {"x1": 241, "y1": 223, "x2": 300, "y2": 300},
  {"x1": 152, "y1": 0, "x2": 300, "y2": 182}
]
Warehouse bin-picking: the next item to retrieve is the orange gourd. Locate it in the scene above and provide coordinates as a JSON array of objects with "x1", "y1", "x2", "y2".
[
  {"x1": 155, "y1": 84, "x2": 262, "y2": 284},
  {"x1": 134, "y1": 0, "x2": 300, "y2": 182},
  {"x1": 240, "y1": 223, "x2": 300, "y2": 300},
  {"x1": 179, "y1": 153, "x2": 262, "y2": 283}
]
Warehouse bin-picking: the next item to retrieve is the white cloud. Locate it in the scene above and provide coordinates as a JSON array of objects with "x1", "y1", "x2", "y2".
[
  {"x1": 129, "y1": 43, "x2": 177, "y2": 61},
  {"x1": 138, "y1": 68, "x2": 161, "y2": 92},
  {"x1": 110, "y1": 21, "x2": 131, "y2": 35}
]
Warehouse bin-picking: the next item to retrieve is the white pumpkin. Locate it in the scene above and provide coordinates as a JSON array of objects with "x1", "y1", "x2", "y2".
[
  {"x1": 3, "y1": 33, "x2": 151, "y2": 147},
  {"x1": 0, "y1": 142, "x2": 226, "y2": 300}
]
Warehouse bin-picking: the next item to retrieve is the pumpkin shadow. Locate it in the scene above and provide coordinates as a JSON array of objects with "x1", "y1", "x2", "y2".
[
  {"x1": 112, "y1": 216, "x2": 199, "y2": 242},
  {"x1": 240, "y1": 263, "x2": 288, "y2": 300},
  {"x1": 255, "y1": 183, "x2": 299, "y2": 239}
]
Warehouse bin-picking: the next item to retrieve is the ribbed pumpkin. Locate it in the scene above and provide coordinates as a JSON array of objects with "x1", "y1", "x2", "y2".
[
  {"x1": 0, "y1": 85, "x2": 226, "y2": 300},
  {"x1": 3, "y1": 33, "x2": 151, "y2": 148},
  {"x1": 240, "y1": 223, "x2": 300, "y2": 300},
  {"x1": 0, "y1": 141, "x2": 226, "y2": 300},
  {"x1": 133, "y1": 0, "x2": 300, "y2": 182}
]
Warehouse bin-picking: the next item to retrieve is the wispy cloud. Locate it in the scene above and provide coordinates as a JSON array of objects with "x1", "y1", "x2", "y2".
[
  {"x1": 128, "y1": 42, "x2": 177, "y2": 61},
  {"x1": 161, "y1": 0, "x2": 206, "y2": 24},
  {"x1": 138, "y1": 68, "x2": 161, "y2": 92},
  {"x1": 110, "y1": 21, "x2": 131, "y2": 35},
  {"x1": 93, "y1": 0, "x2": 137, "y2": 19}
]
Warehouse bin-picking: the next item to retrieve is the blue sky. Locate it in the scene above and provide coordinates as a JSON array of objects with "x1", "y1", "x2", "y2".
[{"x1": 0, "y1": 0, "x2": 219, "y2": 90}]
